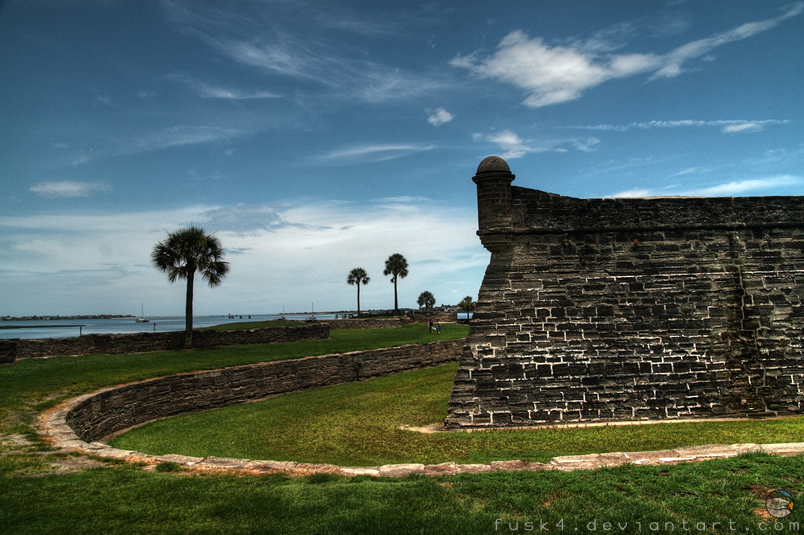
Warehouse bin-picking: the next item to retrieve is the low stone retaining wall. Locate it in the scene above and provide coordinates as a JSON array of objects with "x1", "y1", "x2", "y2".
[
  {"x1": 4, "y1": 323, "x2": 330, "y2": 361},
  {"x1": 63, "y1": 338, "x2": 463, "y2": 443},
  {"x1": 412, "y1": 313, "x2": 460, "y2": 324},
  {"x1": 0, "y1": 340, "x2": 16, "y2": 364},
  {"x1": 322, "y1": 318, "x2": 413, "y2": 330}
]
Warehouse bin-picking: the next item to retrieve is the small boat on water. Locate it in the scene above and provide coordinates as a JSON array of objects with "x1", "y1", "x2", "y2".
[{"x1": 135, "y1": 303, "x2": 149, "y2": 323}]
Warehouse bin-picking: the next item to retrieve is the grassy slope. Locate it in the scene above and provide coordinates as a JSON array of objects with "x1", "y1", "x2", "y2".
[
  {"x1": 1, "y1": 453, "x2": 802, "y2": 534},
  {"x1": 110, "y1": 362, "x2": 804, "y2": 466},
  {"x1": 0, "y1": 323, "x2": 466, "y2": 437},
  {"x1": 2, "y1": 322, "x2": 804, "y2": 534}
]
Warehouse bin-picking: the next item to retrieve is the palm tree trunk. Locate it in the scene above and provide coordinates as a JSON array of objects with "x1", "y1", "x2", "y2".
[
  {"x1": 393, "y1": 277, "x2": 399, "y2": 315},
  {"x1": 356, "y1": 284, "x2": 361, "y2": 317},
  {"x1": 185, "y1": 271, "x2": 194, "y2": 348}
]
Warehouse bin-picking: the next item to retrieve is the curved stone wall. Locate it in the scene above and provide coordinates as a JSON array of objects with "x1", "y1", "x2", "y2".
[{"x1": 64, "y1": 339, "x2": 462, "y2": 443}]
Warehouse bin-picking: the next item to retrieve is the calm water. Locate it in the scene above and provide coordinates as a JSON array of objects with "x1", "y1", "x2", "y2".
[{"x1": 0, "y1": 314, "x2": 338, "y2": 340}]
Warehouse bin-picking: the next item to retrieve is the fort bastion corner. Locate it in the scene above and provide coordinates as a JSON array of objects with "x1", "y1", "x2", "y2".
[{"x1": 445, "y1": 156, "x2": 804, "y2": 428}]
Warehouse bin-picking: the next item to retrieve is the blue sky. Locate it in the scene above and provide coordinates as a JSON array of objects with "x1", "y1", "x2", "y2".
[{"x1": 1, "y1": 1, "x2": 803, "y2": 317}]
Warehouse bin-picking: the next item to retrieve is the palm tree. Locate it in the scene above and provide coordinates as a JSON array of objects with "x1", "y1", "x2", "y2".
[
  {"x1": 417, "y1": 291, "x2": 435, "y2": 312},
  {"x1": 347, "y1": 268, "x2": 370, "y2": 317},
  {"x1": 151, "y1": 226, "x2": 229, "y2": 348},
  {"x1": 459, "y1": 295, "x2": 476, "y2": 323},
  {"x1": 383, "y1": 253, "x2": 408, "y2": 315}
]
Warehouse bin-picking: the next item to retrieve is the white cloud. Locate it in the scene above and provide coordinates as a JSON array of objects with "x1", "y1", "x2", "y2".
[
  {"x1": 199, "y1": 203, "x2": 307, "y2": 234},
  {"x1": 608, "y1": 175, "x2": 802, "y2": 198},
  {"x1": 609, "y1": 188, "x2": 652, "y2": 198},
  {"x1": 427, "y1": 107, "x2": 454, "y2": 126},
  {"x1": 571, "y1": 138, "x2": 601, "y2": 152},
  {"x1": 452, "y1": 4, "x2": 803, "y2": 107},
  {"x1": 571, "y1": 119, "x2": 789, "y2": 132},
  {"x1": 476, "y1": 130, "x2": 598, "y2": 158},
  {"x1": 721, "y1": 122, "x2": 764, "y2": 134},
  {"x1": 30, "y1": 181, "x2": 111, "y2": 198},
  {"x1": 0, "y1": 200, "x2": 488, "y2": 316},
  {"x1": 686, "y1": 175, "x2": 802, "y2": 196},
  {"x1": 452, "y1": 31, "x2": 622, "y2": 107},
  {"x1": 320, "y1": 143, "x2": 435, "y2": 163},
  {"x1": 476, "y1": 130, "x2": 551, "y2": 159}
]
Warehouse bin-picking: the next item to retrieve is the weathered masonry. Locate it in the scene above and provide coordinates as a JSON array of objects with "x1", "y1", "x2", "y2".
[{"x1": 446, "y1": 156, "x2": 804, "y2": 428}]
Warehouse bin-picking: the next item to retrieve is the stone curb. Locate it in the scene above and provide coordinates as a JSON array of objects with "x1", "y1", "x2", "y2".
[{"x1": 37, "y1": 394, "x2": 804, "y2": 478}]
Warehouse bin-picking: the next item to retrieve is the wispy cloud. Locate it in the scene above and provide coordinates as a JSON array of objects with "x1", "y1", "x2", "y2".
[
  {"x1": 667, "y1": 167, "x2": 707, "y2": 178},
  {"x1": 354, "y1": 67, "x2": 448, "y2": 103},
  {"x1": 67, "y1": 124, "x2": 247, "y2": 166},
  {"x1": 30, "y1": 181, "x2": 111, "y2": 198},
  {"x1": 570, "y1": 119, "x2": 790, "y2": 133},
  {"x1": 610, "y1": 189, "x2": 653, "y2": 198},
  {"x1": 170, "y1": 73, "x2": 281, "y2": 99},
  {"x1": 452, "y1": 3, "x2": 803, "y2": 107},
  {"x1": 215, "y1": 36, "x2": 447, "y2": 103},
  {"x1": 685, "y1": 175, "x2": 802, "y2": 196},
  {"x1": 721, "y1": 122, "x2": 765, "y2": 134},
  {"x1": 132, "y1": 126, "x2": 244, "y2": 153},
  {"x1": 571, "y1": 138, "x2": 601, "y2": 152},
  {"x1": 609, "y1": 175, "x2": 803, "y2": 198},
  {"x1": 427, "y1": 107, "x2": 454, "y2": 126},
  {"x1": 475, "y1": 130, "x2": 599, "y2": 158},
  {"x1": 320, "y1": 143, "x2": 435, "y2": 163},
  {"x1": 199, "y1": 203, "x2": 314, "y2": 234},
  {"x1": 474, "y1": 130, "x2": 559, "y2": 159},
  {"x1": 90, "y1": 87, "x2": 111, "y2": 105},
  {"x1": 165, "y1": 3, "x2": 450, "y2": 104}
]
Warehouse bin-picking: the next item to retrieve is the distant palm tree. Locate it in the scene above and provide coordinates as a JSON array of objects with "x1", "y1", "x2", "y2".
[
  {"x1": 459, "y1": 295, "x2": 476, "y2": 322},
  {"x1": 347, "y1": 267, "x2": 370, "y2": 317},
  {"x1": 383, "y1": 253, "x2": 408, "y2": 315},
  {"x1": 151, "y1": 226, "x2": 229, "y2": 348},
  {"x1": 417, "y1": 291, "x2": 435, "y2": 312}
]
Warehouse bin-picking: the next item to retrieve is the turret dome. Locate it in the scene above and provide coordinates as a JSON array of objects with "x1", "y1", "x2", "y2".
[{"x1": 476, "y1": 155, "x2": 510, "y2": 174}]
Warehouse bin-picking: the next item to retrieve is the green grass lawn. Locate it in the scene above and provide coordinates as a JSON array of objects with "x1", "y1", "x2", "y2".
[
  {"x1": 2, "y1": 322, "x2": 804, "y2": 534},
  {"x1": 0, "y1": 323, "x2": 466, "y2": 437},
  {"x1": 1, "y1": 452, "x2": 802, "y2": 534},
  {"x1": 110, "y1": 362, "x2": 804, "y2": 467}
]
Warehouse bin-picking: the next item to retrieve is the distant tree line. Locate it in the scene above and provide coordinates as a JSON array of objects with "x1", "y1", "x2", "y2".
[
  {"x1": 347, "y1": 253, "x2": 476, "y2": 319},
  {"x1": 150, "y1": 228, "x2": 477, "y2": 349}
]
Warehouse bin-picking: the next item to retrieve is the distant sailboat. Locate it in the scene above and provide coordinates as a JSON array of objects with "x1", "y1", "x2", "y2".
[
  {"x1": 135, "y1": 303, "x2": 149, "y2": 323},
  {"x1": 308, "y1": 303, "x2": 316, "y2": 321}
]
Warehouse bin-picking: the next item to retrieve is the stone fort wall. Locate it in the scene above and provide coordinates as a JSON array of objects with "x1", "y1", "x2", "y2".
[{"x1": 445, "y1": 156, "x2": 804, "y2": 428}]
